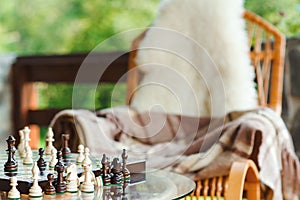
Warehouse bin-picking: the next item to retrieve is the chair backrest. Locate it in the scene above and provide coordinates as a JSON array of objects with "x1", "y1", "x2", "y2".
[{"x1": 126, "y1": 11, "x2": 286, "y2": 115}]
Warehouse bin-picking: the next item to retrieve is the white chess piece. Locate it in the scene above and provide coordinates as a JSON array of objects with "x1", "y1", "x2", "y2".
[
  {"x1": 18, "y1": 129, "x2": 25, "y2": 158},
  {"x1": 8, "y1": 176, "x2": 20, "y2": 199},
  {"x1": 29, "y1": 162, "x2": 43, "y2": 198},
  {"x1": 23, "y1": 145, "x2": 33, "y2": 165},
  {"x1": 76, "y1": 144, "x2": 85, "y2": 163},
  {"x1": 49, "y1": 148, "x2": 58, "y2": 169},
  {"x1": 82, "y1": 147, "x2": 91, "y2": 166},
  {"x1": 23, "y1": 126, "x2": 32, "y2": 155},
  {"x1": 80, "y1": 164, "x2": 95, "y2": 193},
  {"x1": 66, "y1": 163, "x2": 78, "y2": 193},
  {"x1": 45, "y1": 127, "x2": 56, "y2": 155}
]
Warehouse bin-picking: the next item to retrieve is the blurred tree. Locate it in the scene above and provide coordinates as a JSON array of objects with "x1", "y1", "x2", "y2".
[
  {"x1": 245, "y1": 0, "x2": 300, "y2": 37},
  {"x1": 0, "y1": 0, "x2": 161, "y2": 55}
]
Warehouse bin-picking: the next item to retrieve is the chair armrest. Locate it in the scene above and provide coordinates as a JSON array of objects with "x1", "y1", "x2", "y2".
[{"x1": 226, "y1": 159, "x2": 260, "y2": 200}]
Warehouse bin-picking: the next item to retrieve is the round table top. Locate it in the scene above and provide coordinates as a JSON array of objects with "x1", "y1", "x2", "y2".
[
  {"x1": 1, "y1": 169, "x2": 195, "y2": 200},
  {"x1": 127, "y1": 169, "x2": 195, "y2": 199}
]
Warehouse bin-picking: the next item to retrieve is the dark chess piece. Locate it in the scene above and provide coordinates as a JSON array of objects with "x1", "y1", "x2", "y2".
[
  {"x1": 55, "y1": 150, "x2": 66, "y2": 194},
  {"x1": 61, "y1": 133, "x2": 71, "y2": 159},
  {"x1": 111, "y1": 158, "x2": 123, "y2": 185},
  {"x1": 44, "y1": 173, "x2": 56, "y2": 195},
  {"x1": 4, "y1": 136, "x2": 18, "y2": 173},
  {"x1": 103, "y1": 187, "x2": 111, "y2": 200},
  {"x1": 111, "y1": 186, "x2": 122, "y2": 199},
  {"x1": 101, "y1": 154, "x2": 111, "y2": 186},
  {"x1": 121, "y1": 183, "x2": 128, "y2": 200},
  {"x1": 37, "y1": 148, "x2": 47, "y2": 174},
  {"x1": 121, "y1": 149, "x2": 130, "y2": 184}
]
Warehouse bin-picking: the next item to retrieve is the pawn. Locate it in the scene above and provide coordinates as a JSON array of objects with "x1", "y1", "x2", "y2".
[
  {"x1": 44, "y1": 173, "x2": 56, "y2": 196},
  {"x1": 23, "y1": 145, "x2": 33, "y2": 165},
  {"x1": 45, "y1": 127, "x2": 56, "y2": 155},
  {"x1": 18, "y1": 129, "x2": 25, "y2": 158},
  {"x1": 80, "y1": 164, "x2": 95, "y2": 193},
  {"x1": 76, "y1": 144, "x2": 84, "y2": 164},
  {"x1": 37, "y1": 148, "x2": 47, "y2": 174},
  {"x1": 111, "y1": 158, "x2": 123, "y2": 185},
  {"x1": 8, "y1": 176, "x2": 20, "y2": 199},
  {"x1": 82, "y1": 147, "x2": 91, "y2": 166},
  {"x1": 49, "y1": 148, "x2": 58, "y2": 169},
  {"x1": 29, "y1": 162, "x2": 43, "y2": 198}
]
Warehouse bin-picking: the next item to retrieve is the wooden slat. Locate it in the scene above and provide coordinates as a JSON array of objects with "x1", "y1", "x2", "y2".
[
  {"x1": 13, "y1": 52, "x2": 129, "y2": 83},
  {"x1": 11, "y1": 51, "x2": 129, "y2": 142},
  {"x1": 28, "y1": 109, "x2": 65, "y2": 126}
]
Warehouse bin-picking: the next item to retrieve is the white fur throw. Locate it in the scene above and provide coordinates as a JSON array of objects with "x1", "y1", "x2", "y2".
[{"x1": 131, "y1": 0, "x2": 258, "y2": 117}]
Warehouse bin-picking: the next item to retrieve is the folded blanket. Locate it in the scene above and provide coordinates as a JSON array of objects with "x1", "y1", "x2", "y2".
[{"x1": 50, "y1": 107, "x2": 300, "y2": 199}]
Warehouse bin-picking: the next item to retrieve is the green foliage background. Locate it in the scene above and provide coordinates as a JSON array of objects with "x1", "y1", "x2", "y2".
[
  {"x1": 0, "y1": 0, "x2": 299, "y2": 145},
  {"x1": 0, "y1": 0, "x2": 299, "y2": 109}
]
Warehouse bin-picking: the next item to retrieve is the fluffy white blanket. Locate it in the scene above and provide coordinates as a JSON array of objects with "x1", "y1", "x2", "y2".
[{"x1": 131, "y1": 0, "x2": 257, "y2": 117}]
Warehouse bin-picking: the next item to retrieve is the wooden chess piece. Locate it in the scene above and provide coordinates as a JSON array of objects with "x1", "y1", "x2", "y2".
[
  {"x1": 80, "y1": 163, "x2": 95, "y2": 193},
  {"x1": 61, "y1": 133, "x2": 71, "y2": 159},
  {"x1": 23, "y1": 126, "x2": 31, "y2": 155},
  {"x1": 82, "y1": 147, "x2": 92, "y2": 166},
  {"x1": 76, "y1": 144, "x2": 84, "y2": 163},
  {"x1": 23, "y1": 145, "x2": 33, "y2": 165},
  {"x1": 121, "y1": 149, "x2": 130, "y2": 184},
  {"x1": 111, "y1": 158, "x2": 123, "y2": 185},
  {"x1": 8, "y1": 176, "x2": 20, "y2": 199},
  {"x1": 17, "y1": 129, "x2": 25, "y2": 158},
  {"x1": 55, "y1": 150, "x2": 67, "y2": 194},
  {"x1": 29, "y1": 162, "x2": 43, "y2": 198},
  {"x1": 49, "y1": 148, "x2": 58, "y2": 169},
  {"x1": 121, "y1": 183, "x2": 128, "y2": 200},
  {"x1": 101, "y1": 154, "x2": 111, "y2": 186},
  {"x1": 45, "y1": 127, "x2": 56, "y2": 155},
  {"x1": 44, "y1": 173, "x2": 56, "y2": 195},
  {"x1": 66, "y1": 163, "x2": 78, "y2": 193},
  {"x1": 4, "y1": 136, "x2": 18, "y2": 173},
  {"x1": 111, "y1": 185, "x2": 122, "y2": 199},
  {"x1": 37, "y1": 148, "x2": 47, "y2": 174}
]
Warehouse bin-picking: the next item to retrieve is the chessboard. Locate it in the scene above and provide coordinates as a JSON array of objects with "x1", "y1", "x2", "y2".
[{"x1": 0, "y1": 137, "x2": 145, "y2": 196}]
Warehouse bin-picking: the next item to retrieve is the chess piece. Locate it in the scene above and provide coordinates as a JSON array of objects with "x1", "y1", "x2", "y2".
[
  {"x1": 121, "y1": 183, "x2": 128, "y2": 200},
  {"x1": 23, "y1": 126, "x2": 31, "y2": 155},
  {"x1": 45, "y1": 127, "x2": 56, "y2": 155},
  {"x1": 4, "y1": 136, "x2": 18, "y2": 173},
  {"x1": 44, "y1": 173, "x2": 56, "y2": 195},
  {"x1": 37, "y1": 148, "x2": 47, "y2": 174},
  {"x1": 76, "y1": 144, "x2": 84, "y2": 163},
  {"x1": 111, "y1": 186, "x2": 122, "y2": 199},
  {"x1": 49, "y1": 148, "x2": 58, "y2": 169},
  {"x1": 8, "y1": 176, "x2": 20, "y2": 199},
  {"x1": 101, "y1": 154, "x2": 111, "y2": 186},
  {"x1": 29, "y1": 162, "x2": 43, "y2": 198},
  {"x1": 61, "y1": 133, "x2": 71, "y2": 159},
  {"x1": 17, "y1": 129, "x2": 25, "y2": 158},
  {"x1": 82, "y1": 147, "x2": 91, "y2": 166},
  {"x1": 80, "y1": 163, "x2": 95, "y2": 193},
  {"x1": 111, "y1": 158, "x2": 123, "y2": 185},
  {"x1": 55, "y1": 150, "x2": 66, "y2": 194},
  {"x1": 23, "y1": 145, "x2": 33, "y2": 165},
  {"x1": 121, "y1": 149, "x2": 130, "y2": 183},
  {"x1": 66, "y1": 163, "x2": 78, "y2": 193}
]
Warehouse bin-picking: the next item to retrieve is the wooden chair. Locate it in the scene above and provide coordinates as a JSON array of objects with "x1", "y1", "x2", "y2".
[
  {"x1": 126, "y1": 10, "x2": 285, "y2": 200},
  {"x1": 11, "y1": 10, "x2": 285, "y2": 200}
]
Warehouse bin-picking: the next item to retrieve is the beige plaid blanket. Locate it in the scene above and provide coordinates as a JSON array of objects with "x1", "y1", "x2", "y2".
[{"x1": 50, "y1": 107, "x2": 300, "y2": 199}]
